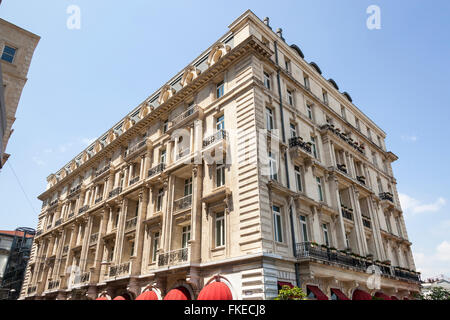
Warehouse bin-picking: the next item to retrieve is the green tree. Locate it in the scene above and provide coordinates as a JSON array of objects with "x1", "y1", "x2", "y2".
[
  {"x1": 426, "y1": 287, "x2": 450, "y2": 300},
  {"x1": 275, "y1": 286, "x2": 308, "y2": 300}
]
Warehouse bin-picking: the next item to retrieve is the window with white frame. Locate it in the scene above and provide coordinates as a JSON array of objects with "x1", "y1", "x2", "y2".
[
  {"x1": 345, "y1": 232, "x2": 350, "y2": 249},
  {"x1": 316, "y1": 177, "x2": 324, "y2": 202},
  {"x1": 152, "y1": 232, "x2": 160, "y2": 262},
  {"x1": 385, "y1": 213, "x2": 392, "y2": 232},
  {"x1": 163, "y1": 120, "x2": 168, "y2": 133},
  {"x1": 322, "y1": 91, "x2": 329, "y2": 105},
  {"x1": 273, "y1": 205, "x2": 283, "y2": 243},
  {"x1": 263, "y1": 71, "x2": 271, "y2": 90},
  {"x1": 322, "y1": 223, "x2": 330, "y2": 247},
  {"x1": 184, "y1": 177, "x2": 192, "y2": 196},
  {"x1": 306, "y1": 104, "x2": 313, "y2": 121},
  {"x1": 304, "y1": 75, "x2": 310, "y2": 90},
  {"x1": 216, "y1": 164, "x2": 225, "y2": 188},
  {"x1": 295, "y1": 166, "x2": 303, "y2": 192},
  {"x1": 156, "y1": 188, "x2": 164, "y2": 212},
  {"x1": 290, "y1": 123, "x2": 297, "y2": 138},
  {"x1": 341, "y1": 106, "x2": 346, "y2": 120},
  {"x1": 215, "y1": 212, "x2": 225, "y2": 247},
  {"x1": 182, "y1": 225, "x2": 191, "y2": 248},
  {"x1": 285, "y1": 58, "x2": 291, "y2": 72},
  {"x1": 310, "y1": 136, "x2": 318, "y2": 159},
  {"x1": 216, "y1": 114, "x2": 225, "y2": 131},
  {"x1": 266, "y1": 107, "x2": 274, "y2": 131},
  {"x1": 216, "y1": 81, "x2": 224, "y2": 99},
  {"x1": 269, "y1": 151, "x2": 278, "y2": 181},
  {"x1": 299, "y1": 215, "x2": 308, "y2": 242},
  {"x1": 287, "y1": 89, "x2": 294, "y2": 106},
  {"x1": 160, "y1": 149, "x2": 166, "y2": 164},
  {"x1": 355, "y1": 118, "x2": 361, "y2": 131}
]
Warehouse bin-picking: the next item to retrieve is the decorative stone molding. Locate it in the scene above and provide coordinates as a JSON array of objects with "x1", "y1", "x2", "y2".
[
  {"x1": 207, "y1": 43, "x2": 231, "y2": 66},
  {"x1": 181, "y1": 66, "x2": 201, "y2": 87},
  {"x1": 158, "y1": 85, "x2": 176, "y2": 105}
]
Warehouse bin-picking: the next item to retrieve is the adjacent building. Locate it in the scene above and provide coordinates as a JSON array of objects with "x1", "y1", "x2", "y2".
[
  {"x1": 0, "y1": 18, "x2": 40, "y2": 169},
  {"x1": 0, "y1": 228, "x2": 35, "y2": 300},
  {"x1": 20, "y1": 10, "x2": 420, "y2": 300}
]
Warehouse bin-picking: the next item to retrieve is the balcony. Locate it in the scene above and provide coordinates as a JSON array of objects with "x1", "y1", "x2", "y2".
[
  {"x1": 289, "y1": 136, "x2": 312, "y2": 154},
  {"x1": 109, "y1": 262, "x2": 130, "y2": 278},
  {"x1": 63, "y1": 245, "x2": 69, "y2": 254},
  {"x1": 148, "y1": 163, "x2": 165, "y2": 178},
  {"x1": 124, "y1": 139, "x2": 147, "y2": 159},
  {"x1": 68, "y1": 212, "x2": 75, "y2": 219},
  {"x1": 158, "y1": 247, "x2": 189, "y2": 266},
  {"x1": 55, "y1": 218, "x2": 62, "y2": 227},
  {"x1": 337, "y1": 164, "x2": 348, "y2": 174},
  {"x1": 109, "y1": 187, "x2": 122, "y2": 198},
  {"x1": 173, "y1": 194, "x2": 192, "y2": 212},
  {"x1": 95, "y1": 197, "x2": 103, "y2": 204},
  {"x1": 321, "y1": 124, "x2": 364, "y2": 154},
  {"x1": 129, "y1": 176, "x2": 140, "y2": 186},
  {"x1": 27, "y1": 286, "x2": 37, "y2": 295},
  {"x1": 78, "y1": 205, "x2": 89, "y2": 215},
  {"x1": 356, "y1": 176, "x2": 366, "y2": 185},
  {"x1": 176, "y1": 148, "x2": 191, "y2": 161},
  {"x1": 394, "y1": 267, "x2": 421, "y2": 283},
  {"x1": 49, "y1": 200, "x2": 58, "y2": 208},
  {"x1": 47, "y1": 279, "x2": 60, "y2": 291},
  {"x1": 125, "y1": 217, "x2": 137, "y2": 231},
  {"x1": 69, "y1": 184, "x2": 81, "y2": 197},
  {"x1": 170, "y1": 105, "x2": 199, "y2": 128},
  {"x1": 90, "y1": 233, "x2": 99, "y2": 245},
  {"x1": 203, "y1": 130, "x2": 228, "y2": 148},
  {"x1": 95, "y1": 163, "x2": 111, "y2": 178},
  {"x1": 73, "y1": 271, "x2": 90, "y2": 286},
  {"x1": 379, "y1": 192, "x2": 394, "y2": 203},
  {"x1": 341, "y1": 206, "x2": 353, "y2": 221}
]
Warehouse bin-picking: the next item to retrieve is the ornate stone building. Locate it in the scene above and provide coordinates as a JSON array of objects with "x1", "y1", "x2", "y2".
[
  {"x1": 20, "y1": 10, "x2": 419, "y2": 300},
  {"x1": 0, "y1": 18, "x2": 40, "y2": 168}
]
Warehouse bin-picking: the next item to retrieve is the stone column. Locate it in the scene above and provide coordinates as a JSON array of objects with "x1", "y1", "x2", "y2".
[
  {"x1": 369, "y1": 198, "x2": 386, "y2": 260},
  {"x1": 327, "y1": 175, "x2": 346, "y2": 249},
  {"x1": 114, "y1": 198, "x2": 128, "y2": 264},
  {"x1": 160, "y1": 177, "x2": 172, "y2": 252},
  {"x1": 131, "y1": 187, "x2": 149, "y2": 275},
  {"x1": 80, "y1": 216, "x2": 94, "y2": 271},
  {"x1": 189, "y1": 165, "x2": 203, "y2": 263},
  {"x1": 91, "y1": 210, "x2": 108, "y2": 283},
  {"x1": 349, "y1": 186, "x2": 367, "y2": 255},
  {"x1": 53, "y1": 230, "x2": 66, "y2": 279}
]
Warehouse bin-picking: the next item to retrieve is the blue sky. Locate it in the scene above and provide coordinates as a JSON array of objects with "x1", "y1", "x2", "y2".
[{"x1": 0, "y1": 0, "x2": 449, "y2": 279}]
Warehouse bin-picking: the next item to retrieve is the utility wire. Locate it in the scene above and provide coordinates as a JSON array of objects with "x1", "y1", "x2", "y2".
[{"x1": 7, "y1": 160, "x2": 38, "y2": 216}]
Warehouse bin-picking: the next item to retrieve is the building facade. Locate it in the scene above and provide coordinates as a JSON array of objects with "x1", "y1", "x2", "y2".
[
  {"x1": 0, "y1": 18, "x2": 40, "y2": 169},
  {"x1": 20, "y1": 10, "x2": 420, "y2": 301},
  {"x1": 0, "y1": 228, "x2": 35, "y2": 300}
]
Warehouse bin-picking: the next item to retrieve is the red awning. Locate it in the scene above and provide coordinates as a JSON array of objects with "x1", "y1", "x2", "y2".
[
  {"x1": 403, "y1": 297, "x2": 409, "y2": 300},
  {"x1": 198, "y1": 281, "x2": 233, "y2": 300},
  {"x1": 352, "y1": 289, "x2": 372, "y2": 300},
  {"x1": 307, "y1": 285, "x2": 329, "y2": 300},
  {"x1": 330, "y1": 288, "x2": 349, "y2": 300},
  {"x1": 374, "y1": 292, "x2": 391, "y2": 300},
  {"x1": 391, "y1": 296, "x2": 399, "y2": 300},
  {"x1": 113, "y1": 296, "x2": 126, "y2": 300},
  {"x1": 136, "y1": 290, "x2": 159, "y2": 300},
  {"x1": 163, "y1": 287, "x2": 191, "y2": 300},
  {"x1": 96, "y1": 296, "x2": 109, "y2": 300},
  {"x1": 278, "y1": 281, "x2": 294, "y2": 289}
]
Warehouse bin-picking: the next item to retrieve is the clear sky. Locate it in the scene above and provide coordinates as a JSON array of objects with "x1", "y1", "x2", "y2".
[{"x1": 0, "y1": 0, "x2": 449, "y2": 279}]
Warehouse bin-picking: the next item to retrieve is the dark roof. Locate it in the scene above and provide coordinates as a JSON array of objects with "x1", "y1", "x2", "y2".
[
  {"x1": 342, "y1": 92, "x2": 353, "y2": 102},
  {"x1": 309, "y1": 62, "x2": 322, "y2": 74},
  {"x1": 290, "y1": 44, "x2": 304, "y2": 59},
  {"x1": 328, "y1": 79, "x2": 339, "y2": 90}
]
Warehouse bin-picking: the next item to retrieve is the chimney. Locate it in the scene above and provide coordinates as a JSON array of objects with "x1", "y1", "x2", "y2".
[
  {"x1": 276, "y1": 28, "x2": 285, "y2": 42},
  {"x1": 264, "y1": 17, "x2": 271, "y2": 29}
]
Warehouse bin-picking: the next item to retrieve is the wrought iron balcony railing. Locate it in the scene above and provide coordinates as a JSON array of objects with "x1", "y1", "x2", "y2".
[
  {"x1": 129, "y1": 176, "x2": 140, "y2": 186},
  {"x1": 124, "y1": 140, "x2": 147, "y2": 158},
  {"x1": 78, "y1": 205, "x2": 89, "y2": 214},
  {"x1": 69, "y1": 184, "x2": 81, "y2": 197},
  {"x1": 55, "y1": 218, "x2": 62, "y2": 227},
  {"x1": 170, "y1": 105, "x2": 198, "y2": 127},
  {"x1": 27, "y1": 286, "x2": 37, "y2": 294},
  {"x1": 337, "y1": 164, "x2": 348, "y2": 174},
  {"x1": 362, "y1": 216, "x2": 372, "y2": 229},
  {"x1": 341, "y1": 206, "x2": 353, "y2": 221},
  {"x1": 321, "y1": 124, "x2": 365, "y2": 154},
  {"x1": 95, "y1": 163, "x2": 110, "y2": 177},
  {"x1": 109, "y1": 187, "x2": 122, "y2": 198},
  {"x1": 203, "y1": 130, "x2": 228, "y2": 148},
  {"x1": 356, "y1": 176, "x2": 366, "y2": 185},
  {"x1": 288, "y1": 136, "x2": 312, "y2": 154},
  {"x1": 95, "y1": 197, "x2": 103, "y2": 204},
  {"x1": 47, "y1": 279, "x2": 60, "y2": 290},
  {"x1": 125, "y1": 217, "x2": 137, "y2": 231},
  {"x1": 109, "y1": 262, "x2": 130, "y2": 277},
  {"x1": 174, "y1": 194, "x2": 192, "y2": 212},
  {"x1": 379, "y1": 192, "x2": 394, "y2": 203},
  {"x1": 148, "y1": 163, "x2": 165, "y2": 178},
  {"x1": 158, "y1": 247, "x2": 189, "y2": 266}
]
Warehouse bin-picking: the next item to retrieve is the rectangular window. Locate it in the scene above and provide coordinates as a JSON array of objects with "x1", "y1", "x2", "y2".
[
  {"x1": 322, "y1": 223, "x2": 330, "y2": 247},
  {"x1": 385, "y1": 214, "x2": 392, "y2": 233},
  {"x1": 285, "y1": 59, "x2": 291, "y2": 72},
  {"x1": 367, "y1": 127, "x2": 372, "y2": 141},
  {"x1": 152, "y1": 232, "x2": 160, "y2": 262},
  {"x1": 372, "y1": 152, "x2": 378, "y2": 168},
  {"x1": 304, "y1": 75, "x2": 310, "y2": 90},
  {"x1": 263, "y1": 72, "x2": 271, "y2": 90},
  {"x1": 266, "y1": 107, "x2": 274, "y2": 131},
  {"x1": 156, "y1": 188, "x2": 164, "y2": 212},
  {"x1": 269, "y1": 151, "x2": 278, "y2": 181},
  {"x1": 299, "y1": 215, "x2": 308, "y2": 242},
  {"x1": 216, "y1": 115, "x2": 225, "y2": 131},
  {"x1": 295, "y1": 166, "x2": 303, "y2": 192},
  {"x1": 216, "y1": 164, "x2": 225, "y2": 187},
  {"x1": 130, "y1": 241, "x2": 135, "y2": 256},
  {"x1": 215, "y1": 212, "x2": 225, "y2": 247},
  {"x1": 316, "y1": 177, "x2": 324, "y2": 202},
  {"x1": 287, "y1": 89, "x2": 294, "y2": 106},
  {"x1": 355, "y1": 118, "x2": 360, "y2": 131},
  {"x1": 160, "y1": 149, "x2": 166, "y2": 164},
  {"x1": 216, "y1": 81, "x2": 224, "y2": 99},
  {"x1": 182, "y1": 225, "x2": 191, "y2": 248},
  {"x1": 395, "y1": 217, "x2": 403, "y2": 237},
  {"x1": 163, "y1": 120, "x2": 168, "y2": 133},
  {"x1": 290, "y1": 123, "x2": 297, "y2": 138},
  {"x1": 345, "y1": 233, "x2": 350, "y2": 249},
  {"x1": 310, "y1": 136, "x2": 318, "y2": 158},
  {"x1": 306, "y1": 104, "x2": 313, "y2": 121},
  {"x1": 1, "y1": 45, "x2": 16, "y2": 63},
  {"x1": 184, "y1": 177, "x2": 193, "y2": 196},
  {"x1": 341, "y1": 106, "x2": 346, "y2": 120},
  {"x1": 273, "y1": 205, "x2": 283, "y2": 243},
  {"x1": 322, "y1": 91, "x2": 329, "y2": 105}
]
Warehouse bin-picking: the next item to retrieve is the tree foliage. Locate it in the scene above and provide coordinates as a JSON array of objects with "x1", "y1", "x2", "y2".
[
  {"x1": 422, "y1": 287, "x2": 450, "y2": 300},
  {"x1": 275, "y1": 286, "x2": 308, "y2": 300}
]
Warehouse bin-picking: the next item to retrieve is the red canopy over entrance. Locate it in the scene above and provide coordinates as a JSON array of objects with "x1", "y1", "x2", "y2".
[
  {"x1": 330, "y1": 288, "x2": 349, "y2": 300},
  {"x1": 113, "y1": 296, "x2": 126, "y2": 300},
  {"x1": 307, "y1": 285, "x2": 329, "y2": 300},
  {"x1": 374, "y1": 292, "x2": 391, "y2": 300},
  {"x1": 163, "y1": 286, "x2": 191, "y2": 300},
  {"x1": 136, "y1": 290, "x2": 159, "y2": 300},
  {"x1": 95, "y1": 296, "x2": 108, "y2": 300},
  {"x1": 198, "y1": 281, "x2": 233, "y2": 300},
  {"x1": 352, "y1": 289, "x2": 372, "y2": 300},
  {"x1": 391, "y1": 296, "x2": 399, "y2": 300}
]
